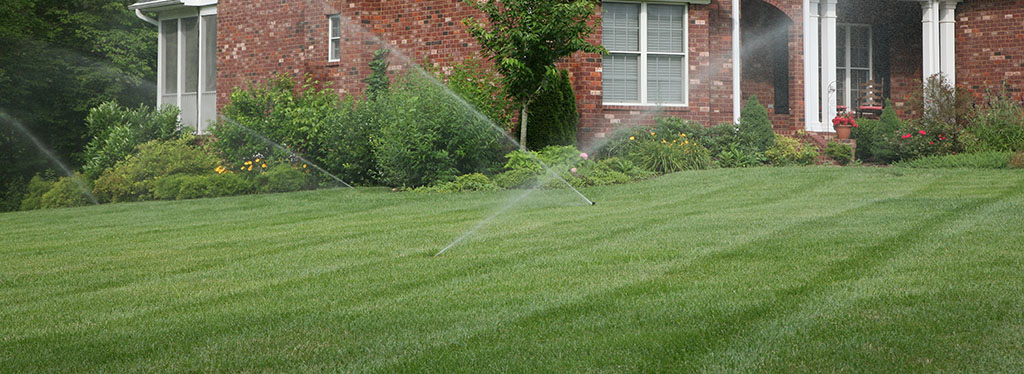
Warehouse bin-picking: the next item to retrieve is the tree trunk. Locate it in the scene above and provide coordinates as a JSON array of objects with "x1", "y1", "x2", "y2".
[{"x1": 519, "y1": 104, "x2": 529, "y2": 151}]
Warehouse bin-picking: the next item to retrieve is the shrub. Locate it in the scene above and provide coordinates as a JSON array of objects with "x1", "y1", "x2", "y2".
[
  {"x1": 154, "y1": 173, "x2": 255, "y2": 200},
  {"x1": 493, "y1": 168, "x2": 540, "y2": 189},
  {"x1": 627, "y1": 137, "x2": 712, "y2": 174},
  {"x1": 576, "y1": 157, "x2": 653, "y2": 186},
  {"x1": 419, "y1": 173, "x2": 500, "y2": 193},
  {"x1": 964, "y1": 88, "x2": 1024, "y2": 152},
  {"x1": 1010, "y1": 152, "x2": 1024, "y2": 169},
  {"x1": 824, "y1": 141, "x2": 853, "y2": 165},
  {"x1": 212, "y1": 75, "x2": 347, "y2": 178},
  {"x1": 19, "y1": 175, "x2": 55, "y2": 211},
  {"x1": 93, "y1": 136, "x2": 220, "y2": 202},
  {"x1": 491, "y1": 145, "x2": 589, "y2": 189},
  {"x1": 1, "y1": 176, "x2": 27, "y2": 213},
  {"x1": 372, "y1": 74, "x2": 506, "y2": 187},
  {"x1": 255, "y1": 164, "x2": 313, "y2": 193},
  {"x1": 39, "y1": 174, "x2": 92, "y2": 209},
  {"x1": 851, "y1": 118, "x2": 877, "y2": 161},
  {"x1": 869, "y1": 100, "x2": 902, "y2": 163},
  {"x1": 716, "y1": 144, "x2": 766, "y2": 168},
  {"x1": 889, "y1": 123, "x2": 961, "y2": 161},
  {"x1": 765, "y1": 135, "x2": 818, "y2": 166},
  {"x1": 81, "y1": 101, "x2": 182, "y2": 180},
  {"x1": 525, "y1": 69, "x2": 578, "y2": 149},
  {"x1": 363, "y1": 49, "x2": 390, "y2": 101},
  {"x1": 738, "y1": 96, "x2": 775, "y2": 152},
  {"x1": 894, "y1": 151, "x2": 1012, "y2": 169}
]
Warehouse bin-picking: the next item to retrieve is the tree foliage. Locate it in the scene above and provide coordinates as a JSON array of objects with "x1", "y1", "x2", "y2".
[
  {"x1": 0, "y1": 0, "x2": 157, "y2": 208},
  {"x1": 462, "y1": 0, "x2": 604, "y2": 148}
]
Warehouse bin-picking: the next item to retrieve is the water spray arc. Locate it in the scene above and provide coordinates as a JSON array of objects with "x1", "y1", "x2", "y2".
[
  {"x1": 219, "y1": 116, "x2": 354, "y2": 189},
  {"x1": 0, "y1": 111, "x2": 99, "y2": 205}
]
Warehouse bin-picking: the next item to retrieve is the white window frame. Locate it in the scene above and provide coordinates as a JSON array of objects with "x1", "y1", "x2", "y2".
[
  {"x1": 602, "y1": 1, "x2": 689, "y2": 107},
  {"x1": 837, "y1": 23, "x2": 872, "y2": 109},
  {"x1": 157, "y1": 6, "x2": 218, "y2": 133},
  {"x1": 328, "y1": 14, "x2": 341, "y2": 62}
]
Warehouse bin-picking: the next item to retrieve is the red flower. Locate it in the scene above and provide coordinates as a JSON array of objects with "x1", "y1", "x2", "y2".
[
  {"x1": 902, "y1": 134, "x2": 913, "y2": 139},
  {"x1": 930, "y1": 142, "x2": 935, "y2": 145},
  {"x1": 919, "y1": 130, "x2": 927, "y2": 135}
]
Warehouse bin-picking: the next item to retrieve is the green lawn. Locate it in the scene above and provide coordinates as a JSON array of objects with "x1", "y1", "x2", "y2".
[{"x1": 2, "y1": 167, "x2": 1023, "y2": 372}]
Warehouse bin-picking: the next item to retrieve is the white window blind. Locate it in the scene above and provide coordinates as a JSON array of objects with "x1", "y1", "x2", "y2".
[{"x1": 603, "y1": 1, "x2": 687, "y2": 105}]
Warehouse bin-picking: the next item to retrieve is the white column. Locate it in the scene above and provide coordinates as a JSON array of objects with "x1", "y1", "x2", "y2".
[
  {"x1": 803, "y1": 0, "x2": 821, "y2": 131},
  {"x1": 732, "y1": 0, "x2": 741, "y2": 124},
  {"x1": 939, "y1": 0, "x2": 957, "y2": 84},
  {"x1": 921, "y1": 1, "x2": 937, "y2": 82},
  {"x1": 820, "y1": 0, "x2": 837, "y2": 130}
]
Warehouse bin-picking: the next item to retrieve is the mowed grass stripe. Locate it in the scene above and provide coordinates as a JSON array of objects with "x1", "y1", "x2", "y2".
[
  {"x1": 1, "y1": 168, "x2": 1022, "y2": 372},
  {"x1": 380, "y1": 170, "x2": 942, "y2": 372}
]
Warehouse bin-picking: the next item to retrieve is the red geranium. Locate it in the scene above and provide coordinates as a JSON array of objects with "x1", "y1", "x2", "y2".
[{"x1": 832, "y1": 113, "x2": 858, "y2": 128}]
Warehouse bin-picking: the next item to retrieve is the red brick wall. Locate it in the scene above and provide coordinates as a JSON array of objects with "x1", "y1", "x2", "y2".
[
  {"x1": 957, "y1": 0, "x2": 1024, "y2": 98},
  {"x1": 215, "y1": 0, "x2": 1024, "y2": 146}
]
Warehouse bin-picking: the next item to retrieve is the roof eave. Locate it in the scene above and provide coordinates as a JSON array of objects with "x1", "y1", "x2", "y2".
[{"x1": 128, "y1": 0, "x2": 183, "y2": 11}]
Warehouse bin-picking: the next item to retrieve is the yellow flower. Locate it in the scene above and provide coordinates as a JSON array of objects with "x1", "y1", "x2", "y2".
[
  {"x1": 244, "y1": 161, "x2": 252, "y2": 165},
  {"x1": 247, "y1": 165, "x2": 253, "y2": 171},
  {"x1": 650, "y1": 132, "x2": 656, "y2": 136},
  {"x1": 629, "y1": 136, "x2": 635, "y2": 141},
  {"x1": 261, "y1": 163, "x2": 267, "y2": 168},
  {"x1": 240, "y1": 166, "x2": 245, "y2": 170},
  {"x1": 302, "y1": 164, "x2": 307, "y2": 168},
  {"x1": 255, "y1": 158, "x2": 260, "y2": 163},
  {"x1": 682, "y1": 133, "x2": 687, "y2": 137}
]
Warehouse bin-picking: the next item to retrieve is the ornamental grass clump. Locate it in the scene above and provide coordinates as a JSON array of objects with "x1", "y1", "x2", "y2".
[{"x1": 623, "y1": 131, "x2": 712, "y2": 174}]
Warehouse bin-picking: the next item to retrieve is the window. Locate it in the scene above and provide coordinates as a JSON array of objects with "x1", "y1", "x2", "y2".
[
  {"x1": 602, "y1": 1, "x2": 687, "y2": 105},
  {"x1": 328, "y1": 14, "x2": 341, "y2": 62},
  {"x1": 202, "y1": 15, "x2": 217, "y2": 93},
  {"x1": 158, "y1": 9, "x2": 217, "y2": 133},
  {"x1": 836, "y1": 24, "x2": 872, "y2": 108},
  {"x1": 161, "y1": 19, "x2": 178, "y2": 95}
]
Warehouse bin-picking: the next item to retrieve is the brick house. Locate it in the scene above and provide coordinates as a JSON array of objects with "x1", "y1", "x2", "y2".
[{"x1": 129, "y1": 0, "x2": 1024, "y2": 143}]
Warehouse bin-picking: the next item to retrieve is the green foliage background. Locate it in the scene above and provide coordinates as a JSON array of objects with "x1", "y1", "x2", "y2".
[{"x1": 0, "y1": 0, "x2": 157, "y2": 208}]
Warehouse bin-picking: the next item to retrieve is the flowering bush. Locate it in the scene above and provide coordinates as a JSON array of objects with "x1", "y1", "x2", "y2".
[{"x1": 888, "y1": 122, "x2": 962, "y2": 161}]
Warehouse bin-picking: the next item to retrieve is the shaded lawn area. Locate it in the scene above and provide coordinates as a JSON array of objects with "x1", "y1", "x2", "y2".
[{"x1": 1, "y1": 167, "x2": 1023, "y2": 372}]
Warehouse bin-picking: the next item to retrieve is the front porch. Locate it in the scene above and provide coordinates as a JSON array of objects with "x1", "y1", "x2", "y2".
[{"x1": 801, "y1": 0, "x2": 961, "y2": 133}]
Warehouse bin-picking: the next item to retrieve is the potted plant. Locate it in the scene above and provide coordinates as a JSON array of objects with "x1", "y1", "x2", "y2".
[{"x1": 831, "y1": 113, "x2": 857, "y2": 140}]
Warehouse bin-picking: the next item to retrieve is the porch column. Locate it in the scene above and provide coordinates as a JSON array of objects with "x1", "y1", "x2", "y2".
[
  {"x1": 803, "y1": 0, "x2": 821, "y2": 131},
  {"x1": 921, "y1": 1, "x2": 938, "y2": 82},
  {"x1": 820, "y1": 0, "x2": 837, "y2": 129},
  {"x1": 732, "y1": 0, "x2": 741, "y2": 124},
  {"x1": 939, "y1": 0, "x2": 957, "y2": 84}
]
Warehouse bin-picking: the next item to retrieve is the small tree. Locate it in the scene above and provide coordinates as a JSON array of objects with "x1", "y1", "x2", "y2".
[
  {"x1": 363, "y1": 49, "x2": 390, "y2": 101},
  {"x1": 526, "y1": 68, "x2": 578, "y2": 148},
  {"x1": 738, "y1": 96, "x2": 775, "y2": 152},
  {"x1": 463, "y1": 0, "x2": 605, "y2": 150}
]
